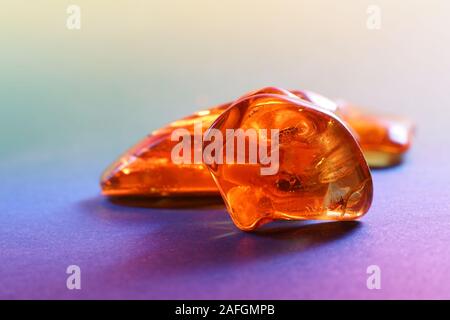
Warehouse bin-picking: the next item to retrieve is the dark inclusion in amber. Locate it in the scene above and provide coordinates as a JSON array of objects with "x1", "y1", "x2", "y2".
[{"x1": 203, "y1": 93, "x2": 373, "y2": 230}]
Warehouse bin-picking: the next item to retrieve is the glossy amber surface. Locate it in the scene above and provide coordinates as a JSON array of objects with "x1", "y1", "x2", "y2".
[
  {"x1": 101, "y1": 87, "x2": 412, "y2": 198},
  {"x1": 203, "y1": 93, "x2": 373, "y2": 230},
  {"x1": 101, "y1": 103, "x2": 228, "y2": 197},
  {"x1": 101, "y1": 88, "x2": 294, "y2": 196}
]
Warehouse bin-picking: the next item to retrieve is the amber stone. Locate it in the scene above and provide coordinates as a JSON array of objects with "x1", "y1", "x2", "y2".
[
  {"x1": 101, "y1": 87, "x2": 412, "y2": 197},
  {"x1": 336, "y1": 101, "x2": 414, "y2": 167},
  {"x1": 101, "y1": 87, "x2": 294, "y2": 197},
  {"x1": 101, "y1": 103, "x2": 228, "y2": 197},
  {"x1": 203, "y1": 93, "x2": 373, "y2": 230}
]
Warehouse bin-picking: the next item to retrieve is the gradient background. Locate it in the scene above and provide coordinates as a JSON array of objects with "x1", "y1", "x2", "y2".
[{"x1": 1, "y1": 0, "x2": 450, "y2": 299}]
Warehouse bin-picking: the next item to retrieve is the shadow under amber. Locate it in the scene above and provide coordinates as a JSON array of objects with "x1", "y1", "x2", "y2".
[{"x1": 107, "y1": 195, "x2": 225, "y2": 209}]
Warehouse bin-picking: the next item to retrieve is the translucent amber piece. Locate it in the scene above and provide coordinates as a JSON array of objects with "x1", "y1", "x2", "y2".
[
  {"x1": 101, "y1": 88, "x2": 294, "y2": 196},
  {"x1": 101, "y1": 87, "x2": 411, "y2": 197},
  {"x1": 203, "y1": 94, "x2": 373, "y2": 230},
  {"x1": 101, "y1": 103, "x2": 228, "y2": 197}
]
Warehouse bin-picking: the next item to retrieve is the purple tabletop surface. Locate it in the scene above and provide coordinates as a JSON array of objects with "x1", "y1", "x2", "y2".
[{"x1": 1, "y1": 136, "x2": 449, "y2": 299}]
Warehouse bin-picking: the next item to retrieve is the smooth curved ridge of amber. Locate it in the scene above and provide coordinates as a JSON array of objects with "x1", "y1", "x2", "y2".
[
  {"x1": 101, "y1": 87, "x2": 412, "y2": 197},
  {"x1": 203, "y1": 93, "x2": 373, "y2": 231}
]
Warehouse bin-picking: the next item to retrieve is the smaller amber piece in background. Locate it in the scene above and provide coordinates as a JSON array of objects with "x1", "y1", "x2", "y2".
[
  {"x1": 291, "y1": 90, "x2": 414, "y2": 167},
  {"x1": 204, "y1": 93, "x2": 373, "y2": 231},
  {"x1": 336, "y1": 101, "x2": 414, "y2": 168}
]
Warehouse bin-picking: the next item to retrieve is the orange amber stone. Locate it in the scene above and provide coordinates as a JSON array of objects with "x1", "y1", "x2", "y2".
[
  {"x1": 203, "y1": 93, "x2": 373, "y2": 231},
  {"x1": 101, "y1": 103, "x2": 228, "y2": 197},
  {"x1": 336, "y1": 101, "x2": 414, "y2": 167},
  {"x1": 101, "y1": 87, "x2": 412, "y2": 198},
  {"x1": 101, "y1": 88, "x2": 294, "y2": 197}
]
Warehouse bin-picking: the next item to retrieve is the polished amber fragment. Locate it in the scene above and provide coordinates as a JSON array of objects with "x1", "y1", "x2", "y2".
[
  {"x1": 203, "y1": 94, "x2": 373, "y2": 230},
  {"x1": 101, "y1": 88, "x2": 294, "y2": 196},
  {"x1": 101, "y1": 87, "x2": 412, "y2": 197},
  {"x1": 101, "y1": 103, "x2": 228, "y2": 197}
]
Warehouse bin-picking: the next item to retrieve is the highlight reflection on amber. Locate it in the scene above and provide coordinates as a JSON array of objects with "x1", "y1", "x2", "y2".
[{"x1": 101, "y1": 87, "x2": 413, "y2": 198}]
